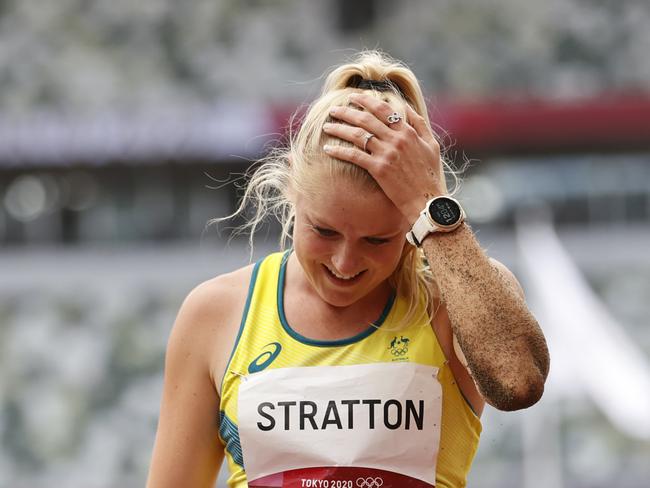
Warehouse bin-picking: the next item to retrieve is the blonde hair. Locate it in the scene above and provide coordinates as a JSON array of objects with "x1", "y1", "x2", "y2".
[{"x1": 211, "y1": 50, "x2": 460, "y2": 328}]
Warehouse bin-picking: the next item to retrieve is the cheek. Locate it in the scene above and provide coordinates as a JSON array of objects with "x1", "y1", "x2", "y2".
[
  {"x1": 294, "y1": 231, "x2": 329, "y2": 258},
  {"x1": 370, "y1": 242, "x2": 407, "y2": 271}
]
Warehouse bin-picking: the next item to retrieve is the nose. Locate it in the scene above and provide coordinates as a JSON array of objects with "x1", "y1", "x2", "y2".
[{"x1": 331, "y1": 241, "x2": 362, "y2": 275}]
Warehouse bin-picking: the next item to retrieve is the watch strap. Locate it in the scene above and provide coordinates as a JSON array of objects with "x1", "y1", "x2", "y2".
[{"x1": 406, "y1": 211, "x2": 436, "y2": 247}]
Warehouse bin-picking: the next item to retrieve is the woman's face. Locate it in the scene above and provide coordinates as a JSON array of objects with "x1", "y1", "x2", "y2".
[{"x1": 292, "y1": 176, "x2": 410, "y2": 308}]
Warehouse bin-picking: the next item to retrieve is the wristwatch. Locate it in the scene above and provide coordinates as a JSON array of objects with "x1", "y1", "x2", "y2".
[{"x1": 406, "y1": 196, "x2": 466, "y2": 247}]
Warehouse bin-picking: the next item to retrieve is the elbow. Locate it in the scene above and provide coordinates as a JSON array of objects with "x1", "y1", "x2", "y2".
[
  {"x1": 493, "y1": 329, "x2": 550, "y2": 411},
  {"x1": 498, "y1": 375, "x2": 546, "y2": 411},
  {"x1": 470, "y1": 326, "x2": 551, "y2": 411},
  {"x1": 485, "y1": 369, "x2": 547, "y2": 411}
]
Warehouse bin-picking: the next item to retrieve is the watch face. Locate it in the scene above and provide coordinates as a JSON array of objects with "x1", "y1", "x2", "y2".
[{"x1": 428, "y1": 197, "x2": 462, "y2": 226}]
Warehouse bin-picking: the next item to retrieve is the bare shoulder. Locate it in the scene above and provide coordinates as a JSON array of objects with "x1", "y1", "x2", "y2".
[
  {"x1": 181, "y1": 264, "x2": 255, "y2": 320},
  {"x1": 489, "y1": 258, "x2": 525, "y2": 300},
  {"x1": 167, "y1": 264, "x2": 256, "y2": 386}
]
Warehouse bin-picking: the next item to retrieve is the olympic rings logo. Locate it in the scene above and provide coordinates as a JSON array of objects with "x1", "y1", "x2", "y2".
[
  {"x1": 356, "y1": 477, "x2": 383, "y2": 488},
  {"x1": 388, "y1": 335, "x2": 410, "y2": 357}
]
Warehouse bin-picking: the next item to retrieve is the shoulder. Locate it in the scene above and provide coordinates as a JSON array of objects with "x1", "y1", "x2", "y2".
[
  {"x1": 174, "y1": 264, "x2": 255, "y2": 333},
  {"x1": 166, "y1": 263, "x2": 257, "y2": 385},
  {"x1": 183, "y1": 264, "x2": 256, "y2": 316}
]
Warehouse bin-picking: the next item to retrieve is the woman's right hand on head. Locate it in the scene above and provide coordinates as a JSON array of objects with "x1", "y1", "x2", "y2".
[{"x1": 323, "y1": 93, "x2": 446, "y2": 224}]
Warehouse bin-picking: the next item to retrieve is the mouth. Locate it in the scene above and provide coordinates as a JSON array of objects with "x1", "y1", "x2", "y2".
[{"x1": 322, "y1": 264, "x2": 366, "y2": 285}]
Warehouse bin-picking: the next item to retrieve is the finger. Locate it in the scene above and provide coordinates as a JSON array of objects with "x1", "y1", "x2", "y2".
[
  {"x1": 329, "y1": 104, "x2": 393, "y2": 140},
  {"x1": 322, "y1": 123, "x2": 377, "y2": 152},
  {"x1": 404, "y1": 104, "x2": 436, "y2": 144},
  {"x1": 348, "y1": 93, "x2": 405, "y2": 129},
  {"x1": 323, "y1": 143, "x2": 376, "y2": 172}
]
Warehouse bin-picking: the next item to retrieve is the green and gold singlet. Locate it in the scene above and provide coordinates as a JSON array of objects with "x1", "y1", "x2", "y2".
[{"x1": 218, "y1": 252, "x2": 481, "y2": 487}]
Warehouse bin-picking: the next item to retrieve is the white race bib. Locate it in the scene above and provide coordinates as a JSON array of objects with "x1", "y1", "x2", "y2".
[{"x1": 238, "y1": 362, "x2": 442, "y2": 487}]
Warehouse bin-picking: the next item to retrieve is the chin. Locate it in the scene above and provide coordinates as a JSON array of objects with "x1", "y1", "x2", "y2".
[
  {"x1": 317, "y1": 290, "x2": 365, "y2": 309},
  {"x1": 314, "y1": 277, "x2": 384, "y2": 310}
]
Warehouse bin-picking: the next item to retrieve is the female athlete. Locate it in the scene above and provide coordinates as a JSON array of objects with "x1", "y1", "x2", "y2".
[{"x1": 146, "y1": 50, "x2": 550, "y2": 488}]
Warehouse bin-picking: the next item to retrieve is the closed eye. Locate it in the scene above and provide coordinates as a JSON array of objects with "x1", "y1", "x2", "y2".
[
  {"x1": 365, "y1": 237, "x2": 389, "y2": 245},
  {"x1": 312, "y1": 225, "x2": 390, "y2": 244},
  {"x1": 312, "y1": 226, "x2": 338, "y2": 237}
]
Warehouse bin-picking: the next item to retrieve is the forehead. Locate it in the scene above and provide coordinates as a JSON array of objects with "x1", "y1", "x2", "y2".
[{"x1": 296, "y1": 178, "x2": 407, "y2": 234}]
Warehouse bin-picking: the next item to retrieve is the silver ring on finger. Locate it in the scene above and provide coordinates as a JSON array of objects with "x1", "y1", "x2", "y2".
[
  {"x1": 387, "y1": 112, "x2": 403, "y2": 124},
  {"x1": 362, "y1": 132, "x2": 375, "y2": 153}
]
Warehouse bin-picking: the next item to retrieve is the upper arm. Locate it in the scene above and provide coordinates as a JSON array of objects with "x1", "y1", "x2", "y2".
[
  {"x1": 489, "y1": 258, "x2": 526, "y2": 301},
  {"x1": 432, "y1": 303, "x2": 486, "y2": 417},
  {"x1": 146, "y1": 277, "x2": 243, "y2": 488}
]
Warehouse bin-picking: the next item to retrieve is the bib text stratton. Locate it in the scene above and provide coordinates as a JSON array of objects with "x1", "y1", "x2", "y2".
[{"x1": 256, "y1": 398, "x2": 425, "y2": 431}]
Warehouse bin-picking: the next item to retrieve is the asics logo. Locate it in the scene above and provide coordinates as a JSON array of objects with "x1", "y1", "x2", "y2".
[
  {"x1": 248, "y1": 342, "x2": 282, "y2": 373},
  {"x1": 356, "y1": 477, "x2": 383, "y2": 488}
]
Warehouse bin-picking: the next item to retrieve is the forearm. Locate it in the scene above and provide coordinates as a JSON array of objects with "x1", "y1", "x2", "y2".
[{"x1": 422, "y1": 224, "x2": 550, "y2": 411}]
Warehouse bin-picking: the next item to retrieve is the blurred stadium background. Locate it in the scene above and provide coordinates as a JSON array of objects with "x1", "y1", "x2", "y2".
[{"x1": 1, "y1": 1, "x2": 649, "y2": 487}]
